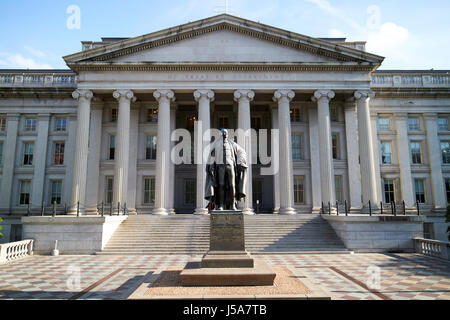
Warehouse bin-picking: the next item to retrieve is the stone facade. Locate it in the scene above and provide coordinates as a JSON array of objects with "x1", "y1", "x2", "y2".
[{"x1": 0, "y1": 15, "x2": 449, "y2": 242}]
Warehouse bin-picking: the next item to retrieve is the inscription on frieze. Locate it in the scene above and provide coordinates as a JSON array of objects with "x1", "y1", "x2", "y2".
[{"x1": 210, "y1": 211, "x2": 245, "y2": 251}]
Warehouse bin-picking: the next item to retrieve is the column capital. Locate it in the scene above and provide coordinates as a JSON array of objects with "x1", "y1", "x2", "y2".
[
  {"x1": 312, "y1": 90, "x2": 335, "y2": 102},
  {"x1": 72, "y1": 89, "x2": 93, "y2": 101},
  {"x1": 153, "y1": 89, "x2": 175, "y2": 103},
  {"x1": 113, "y1": 90, "x2": 136, "y2": 102},
  {"x1": 273, "y1": 90, "x2": 295, "y2": 103},
  {"x1": 194, "y1": 89, "x2": 215, "y2": 102},
  {"x1": 354, "y1": 90, "x2": 375, "y2": 101},
  {"x1": 234, "y1": 89, "x2": 255, "y2": 102}
]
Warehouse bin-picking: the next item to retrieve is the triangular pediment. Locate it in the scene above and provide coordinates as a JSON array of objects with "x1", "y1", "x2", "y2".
[{"x1": 64, "y1": 14, "x2": 384, "y2": 69}]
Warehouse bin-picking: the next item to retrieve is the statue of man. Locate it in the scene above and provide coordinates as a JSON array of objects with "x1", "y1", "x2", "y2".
[{"x1": 205, "y1": 129, "x2": 248, "y2": 211}]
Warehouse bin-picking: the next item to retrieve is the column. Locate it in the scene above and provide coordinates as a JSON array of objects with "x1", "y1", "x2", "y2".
[
  {"x1": 194, "y1": 90, "x2": 214, "y2": 215},
  {"x1": 153, "y1": 89, "x2": 175, "y2": 215},
  {"x1": 370, "y1": 113, "x2": 383, "y2": 204},
  {"x1": 395, "y1": 112, "x2": 415, "y2": 207},
  {"x1": 424, "y1": 113, "x2": 447, "y2": 210},
  {"x1": 63, "y1": 115, "x2": 77, "y2": 206},
  {"x1": 308, "y1": 106, "x2": 322, "y2": 212},
  {"x1": 31, "y1": 114, "x2": 50, "y2": 208},
  {"x1": 0, "y1": 114, "x2": 19, "y2": 213},
  {"x1": 344, "y1": 100, "x2": 362, "y2": 209},
  {"x1": 85, "y1": 104, "x2": 103, "y2": 214},
  {"x1": 69, "y1": 90, "x2": 93, "y2": 215},
  {"x1": 313, "y1": 90, "x2": 336, "y2": 207},
  {"x1": 234, "y1": 90, "x2": 255, "y2": 215},
  {"x1": 112, "y1": 90, "x2": 135, "y2": 213},
  {"x1": 355, "y1": 90, "x2": 379, "y2": 209},
  {"x1": 273, "y1": 90, "x2": 296, "y2": 215},
  {"x1": 169, "y1": 105, "x2": 177, "y2": 214},
  {"x1": 271, "y1": 105, "x2": 280, "y2": 214},
  {"x1": 127, "y1": 105, "x2": 139, "y2": 215}
]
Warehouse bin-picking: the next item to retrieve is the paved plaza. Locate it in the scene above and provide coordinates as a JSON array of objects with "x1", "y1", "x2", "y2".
[{"x1": 0, "y1": 253, "x2": 449, "y2": 300}]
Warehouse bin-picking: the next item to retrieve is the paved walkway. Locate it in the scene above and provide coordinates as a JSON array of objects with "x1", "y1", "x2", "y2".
[{"x1": 0, "y1": 253, "x2": 449, "y2": 300}]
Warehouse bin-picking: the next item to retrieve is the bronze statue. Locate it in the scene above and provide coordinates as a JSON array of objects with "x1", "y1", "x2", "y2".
[{"x1": 205, "y1": 129, "x2": 248, "y2": 211}]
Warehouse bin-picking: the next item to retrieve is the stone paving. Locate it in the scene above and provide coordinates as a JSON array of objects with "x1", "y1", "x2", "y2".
[{"x1": 0, "y1": 253, "x2": 449, "y2": 300}]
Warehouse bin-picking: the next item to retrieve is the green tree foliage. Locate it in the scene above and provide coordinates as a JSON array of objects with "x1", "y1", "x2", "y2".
[{"x1": 0, "y1": 217, "x2": 3, "y2": 238}]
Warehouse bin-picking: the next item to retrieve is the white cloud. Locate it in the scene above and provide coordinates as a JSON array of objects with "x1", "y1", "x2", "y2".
[
  {"x1": 0, "y1": 53, "x2": 52, "y2": 69},
  {"x1": 366, "y1": 22, "x2": 411, "y2": 62},
  {"x1": 24, "y1": 46, "x2": 46, "y2": 58}
]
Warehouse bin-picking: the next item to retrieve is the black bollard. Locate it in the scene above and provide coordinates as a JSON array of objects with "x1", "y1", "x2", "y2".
[
  {"x1": 53, "y1": 201, "x2": 56, "y2": 217},
  {"x1": 369, "y1": 200, "x2": 372, "y2": 216},
  {"x1": 77, "y1": 201, "x2": 80, "y2": 217},
  {"x1": 403, "y1": 200, "x2": 406, "y2": 215},
  {"x1": 110, "y1": 202, "x2": 112, "y2": 216},
  {"x1": 380, "y1": 202, "x2": 383, "y2": 215},
  {"x1": 321, "y1": 202, "x2": 324, "y2": 215},
  {"x1": 118, "y1": 202, "x2": 120, "y2": 216},
  {"x1": 101, "y1": 202, "x2": 104, "y2": 217},
  {"x1": 336, "y1": 201, "x2": 339, "y2": 216},
  {"x1": 64, "y1": 203, "x2": 67, "y2": 215},
  {"x1": 328, "y1": 202, "x2": 331, "y2": 215},
  {"x1": 41, "y1": 201, "x2": 45, "y2": 216},
  {"x1": 124, "y1": 202, "x2": 127, "y2": 215},
  {"x1": 416, "y1": 200, "x2": 420, "y2": 216},
  {"x1": 344, "y1": 200, "x2": 348, "y2": 216}
]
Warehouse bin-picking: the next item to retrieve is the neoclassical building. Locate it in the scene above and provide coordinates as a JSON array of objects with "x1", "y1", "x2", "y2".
[{"x1": 1, "y1": 15, "x2": 449, "y2": 241}]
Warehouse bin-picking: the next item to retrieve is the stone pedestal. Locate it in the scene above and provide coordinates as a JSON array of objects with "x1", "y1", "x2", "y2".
[{"x1": 180, "y1": 210, "x2": 276, "y2": 286}]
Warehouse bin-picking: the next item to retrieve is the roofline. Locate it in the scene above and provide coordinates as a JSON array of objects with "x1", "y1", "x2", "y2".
[
  {"x1": 375, "y1": 69, "x2": 450, "y2": 74},
  {"x1": 0, "y1": 69, "x2": 74, "y2": 73}
]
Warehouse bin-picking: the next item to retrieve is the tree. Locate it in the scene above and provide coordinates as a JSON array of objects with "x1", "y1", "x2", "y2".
[{"x1": 0, "y1": 217, "x2": 3, "y2": 238}]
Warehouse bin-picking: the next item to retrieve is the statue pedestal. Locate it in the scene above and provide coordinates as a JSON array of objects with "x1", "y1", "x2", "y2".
[{"x1": 180, "y1": 210, "x2": 276, "y2": 286}]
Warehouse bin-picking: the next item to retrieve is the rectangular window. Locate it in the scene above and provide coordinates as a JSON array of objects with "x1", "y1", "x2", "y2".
[
  {"x1": 184, "y1": 179, "x2": 196, "y2": 205},
  {"x1": 335, "y1": 176, "x2": 343, "y2": 203},
  {"x1": 19, "y1": 180, "x2": 31, "y2": 205},
  {"x1": 384, "y1": 179, "x2": 395, "y2": 203},
  {"x1": 408, "y1": 117, "x2": 419, "y2": 131},
  {"x1": 146, "y1": 136, "x2": 157, "y2": 160},
  {"x1": 290, "y1": 107, "x2": 302, "y2": 122},
  {"x1": 378, "y1": 117, "x2": 390, "y2": 131},
  {"x1": 218, "y1": 116, "x2": 229, "y2": 129},
  {"x1": 146, "y1": 108, "x2": 158, "y2": 122},
  {"x1": 293, "y1": 176, "x2": 305, "y2": 205},
  {"x1": 252, "y1": 180, "x2": 263, "y2": 207},
  {"x1": 10, "y1": 225, "x2": 22, "y2": 242},
  {"x1": 332, "y1": 134, "x2": 339, "y2": 160},
  {"x1": 109, "y1": 135, "x2": 116, "y2": 160},
  {"x1": 23, "y1": 142, "x2": 34, "y2": 165},
  {"x1": 423, "y1": 222, "x2": 435, "y2": 240},
  {"x1": 51, "y1": 180, "x2": 62, "y2": 204},
  {"x1": 330, "y1": 106, "x2": 338, "y2": 122},
  {"x1": 291, "y1": 135, "x2": 303, "y2": 160},
  {"x1": 105, "y1": 177, "x2": 114, "y2": 204},
  {"x1": 440, "y1": 142, "x2": 450, "y2": 164},
  {"x1": 445, "y1": 179, "x2": 450, "y2": 204},
  {"x1": 24, "y1": 118, "x2": 37, "y2": 132},
  {"x1": 111, "y1": 108, "x2": 118, "y2": 122},
  {"x1": 438, "y1": 117, "x2": 449, "y2": 131},
  {"x1": 55, "y1": 118, "x2": 67, "y2": 132},
  {"x1": 380, "y1": 142, "x2": 392, "y2": 165},
  {"x1": 410, "y1": 142, "x2": 422, "y2": 164},
  {"x1": 143, "y1": 177, "x2": 155, "y2": 205},
  {"x1": 54, "y1": 142, "x2": 65, "y2": 165},
  {"x1": 414, "y1": 179, "x2": 426, "y2": 204},
  {"x1": 0, "y1": 115, "x2": 6, "y2": 132},
  {"x1": 0, "y1": 142, "x2": 3, "y2": 165}
]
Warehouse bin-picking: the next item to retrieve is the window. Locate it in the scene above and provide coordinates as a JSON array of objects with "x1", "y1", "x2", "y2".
[
  {"x1": 251, "y1": 117, "x2": 262, "y2": 130},
  {"x1": 252, "y1": 180, "x2": 263, "y2": 207},
  {"x1": 19, "y1": 180, "x2": 31, "y2": 205},
  {"x1": 146, "y1": 136, "x2": 157, "y2": 160},
  {"x1": 408, "y1": 117, "x2": 419, "y2": 131},
  {"x1": 51, "y1": 180, "x2": 62, "y2": 204},
  {"x1": 105, "y1": 177, "x2": 114, "y2": 204},
  {"x1": 55, "y1": 118, "x2": 67, "y2": 132},
  {"x1": 218, "y1": 116, "x2": 229, "y2": 129},
  {"x1": 10, "y1": 225, "x2": 22, "y2": 242},
  {"x1": 54, "y1": 142, "x2": 65, "y2": 165},
  {"x1": 423, "y1": 222, "x2": 435, "y2": 240},
  {"x1": 438, "y1": 117, "x2": 449, "y2": 131},
  {"x1": 335, "y1": 176, "x2": 343, "y2": 203},
  {"x1": 378, "y1": 117, "x2": 390, "y2": 131},
  {"x1": 184, "y1": 179, "x2": 196, "y2": 205},
  {"x1": 330, "y1": 106, "x2": 338, "y2": 122},
  {"x1": 0, "y1": 142, "x2": 3, "y2": 165},
  {"x1": 111, "y1": 108, "x2": 118, "y2": 122},
  {"x1": 146, "y1": 108, "x2": 158, "y2": 122},
  {"x1": 0, "y1": 115, "x2": 6, "y2": 132},
  {"x1": 293, "y1": 176, "x2": 305, "y2": 204},
  {"x1": 143, "y1": 177, "x2": 155, "y2": 205},
  {"x1": 380, "y1": 142, "x2": 392, "y2": 165},
  {"x1": 414, "y1": 179, "x2": 426, "y2": 204},
  {"x1": 441, "y1": 142, "x2": 450, "y2": 164},
  {"x1": 332, "y1": 134, "x2": 339, "y2": 160},
  {"x1": 445, "y1": 179, "x2": 450, "y2": 204},
  {"x1": 290, "y1": 107, "x2": 302, "y2": 122},
  {"x1": 291, "y1": 135, "x2": 303, "y2": 160},
  {"x1": 109, "y1": 135, "x2": 116, "y2": 160},
  {"x1": 23, "y1": 142, "x2": 34, "y2": 165},
  {"x1": 410, "y1": 142, "x2": 422, "y2": 164},
  {"x1": 24, "y1": 118, "x2": 37, "y2": 132},
  {"x1": 384, "y1": 179, "x2": 395, "y2": 203}
]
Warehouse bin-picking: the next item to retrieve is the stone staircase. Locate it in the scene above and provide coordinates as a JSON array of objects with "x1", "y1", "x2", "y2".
[{"x1": 98, "y1": 214, "x2": 349, "y2": 255}]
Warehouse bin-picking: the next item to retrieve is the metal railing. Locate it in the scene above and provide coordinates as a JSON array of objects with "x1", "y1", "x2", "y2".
[
  {"x1": 21, "y1": 201, "x2": 129, "y2": 217},
  {"x1": 0, "y1": 240, "x2": 34, "y2": 264},
  {"x1": 414, "y1": 238, "x2": 450, "y2": 260},
  {"x1": 320, "y1": 200, "x2": 422, "y2": 216}
]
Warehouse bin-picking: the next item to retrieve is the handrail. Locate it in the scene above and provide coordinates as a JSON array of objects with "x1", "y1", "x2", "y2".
[
  {"x1": 0, "y1": 239, "x2": 34, "y2": 264},
  {"x1": 414, "y1": 238, "x2": 450, "y2": 261}
]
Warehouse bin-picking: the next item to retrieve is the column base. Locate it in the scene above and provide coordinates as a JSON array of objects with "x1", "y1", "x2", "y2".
[
  {"x1": 152, "y1": 208, "x2": 169, "y2": 216},
  {"x1": 85, "y1": 208, "x2": 99, "y2": 215},
  {"x1": 272, "y1": 207, "x2": 280, "y2": 214},
  {"x1": 278, "y1": 207, "x2": 296, "y2": 215},
  {"x1": 127, "y1": 208, "x2": 138, "y2": 216},
  {"x1": 242, "y1": 208, "x2": 255, "y2": 215},
  {"x1": 311, "y1": 207, "x2": 322, "y2": 214},
  {"x1": 194, "y1": 208, "x2": 209, "y2": 215},
  {"x1": 169, "y1": 208, "x2": 176, "y2": 215}
]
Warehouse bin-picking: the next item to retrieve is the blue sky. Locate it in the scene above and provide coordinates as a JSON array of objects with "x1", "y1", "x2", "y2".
[{"x1": 0, "y1": 0, "x2": 449, "y2": 70}]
